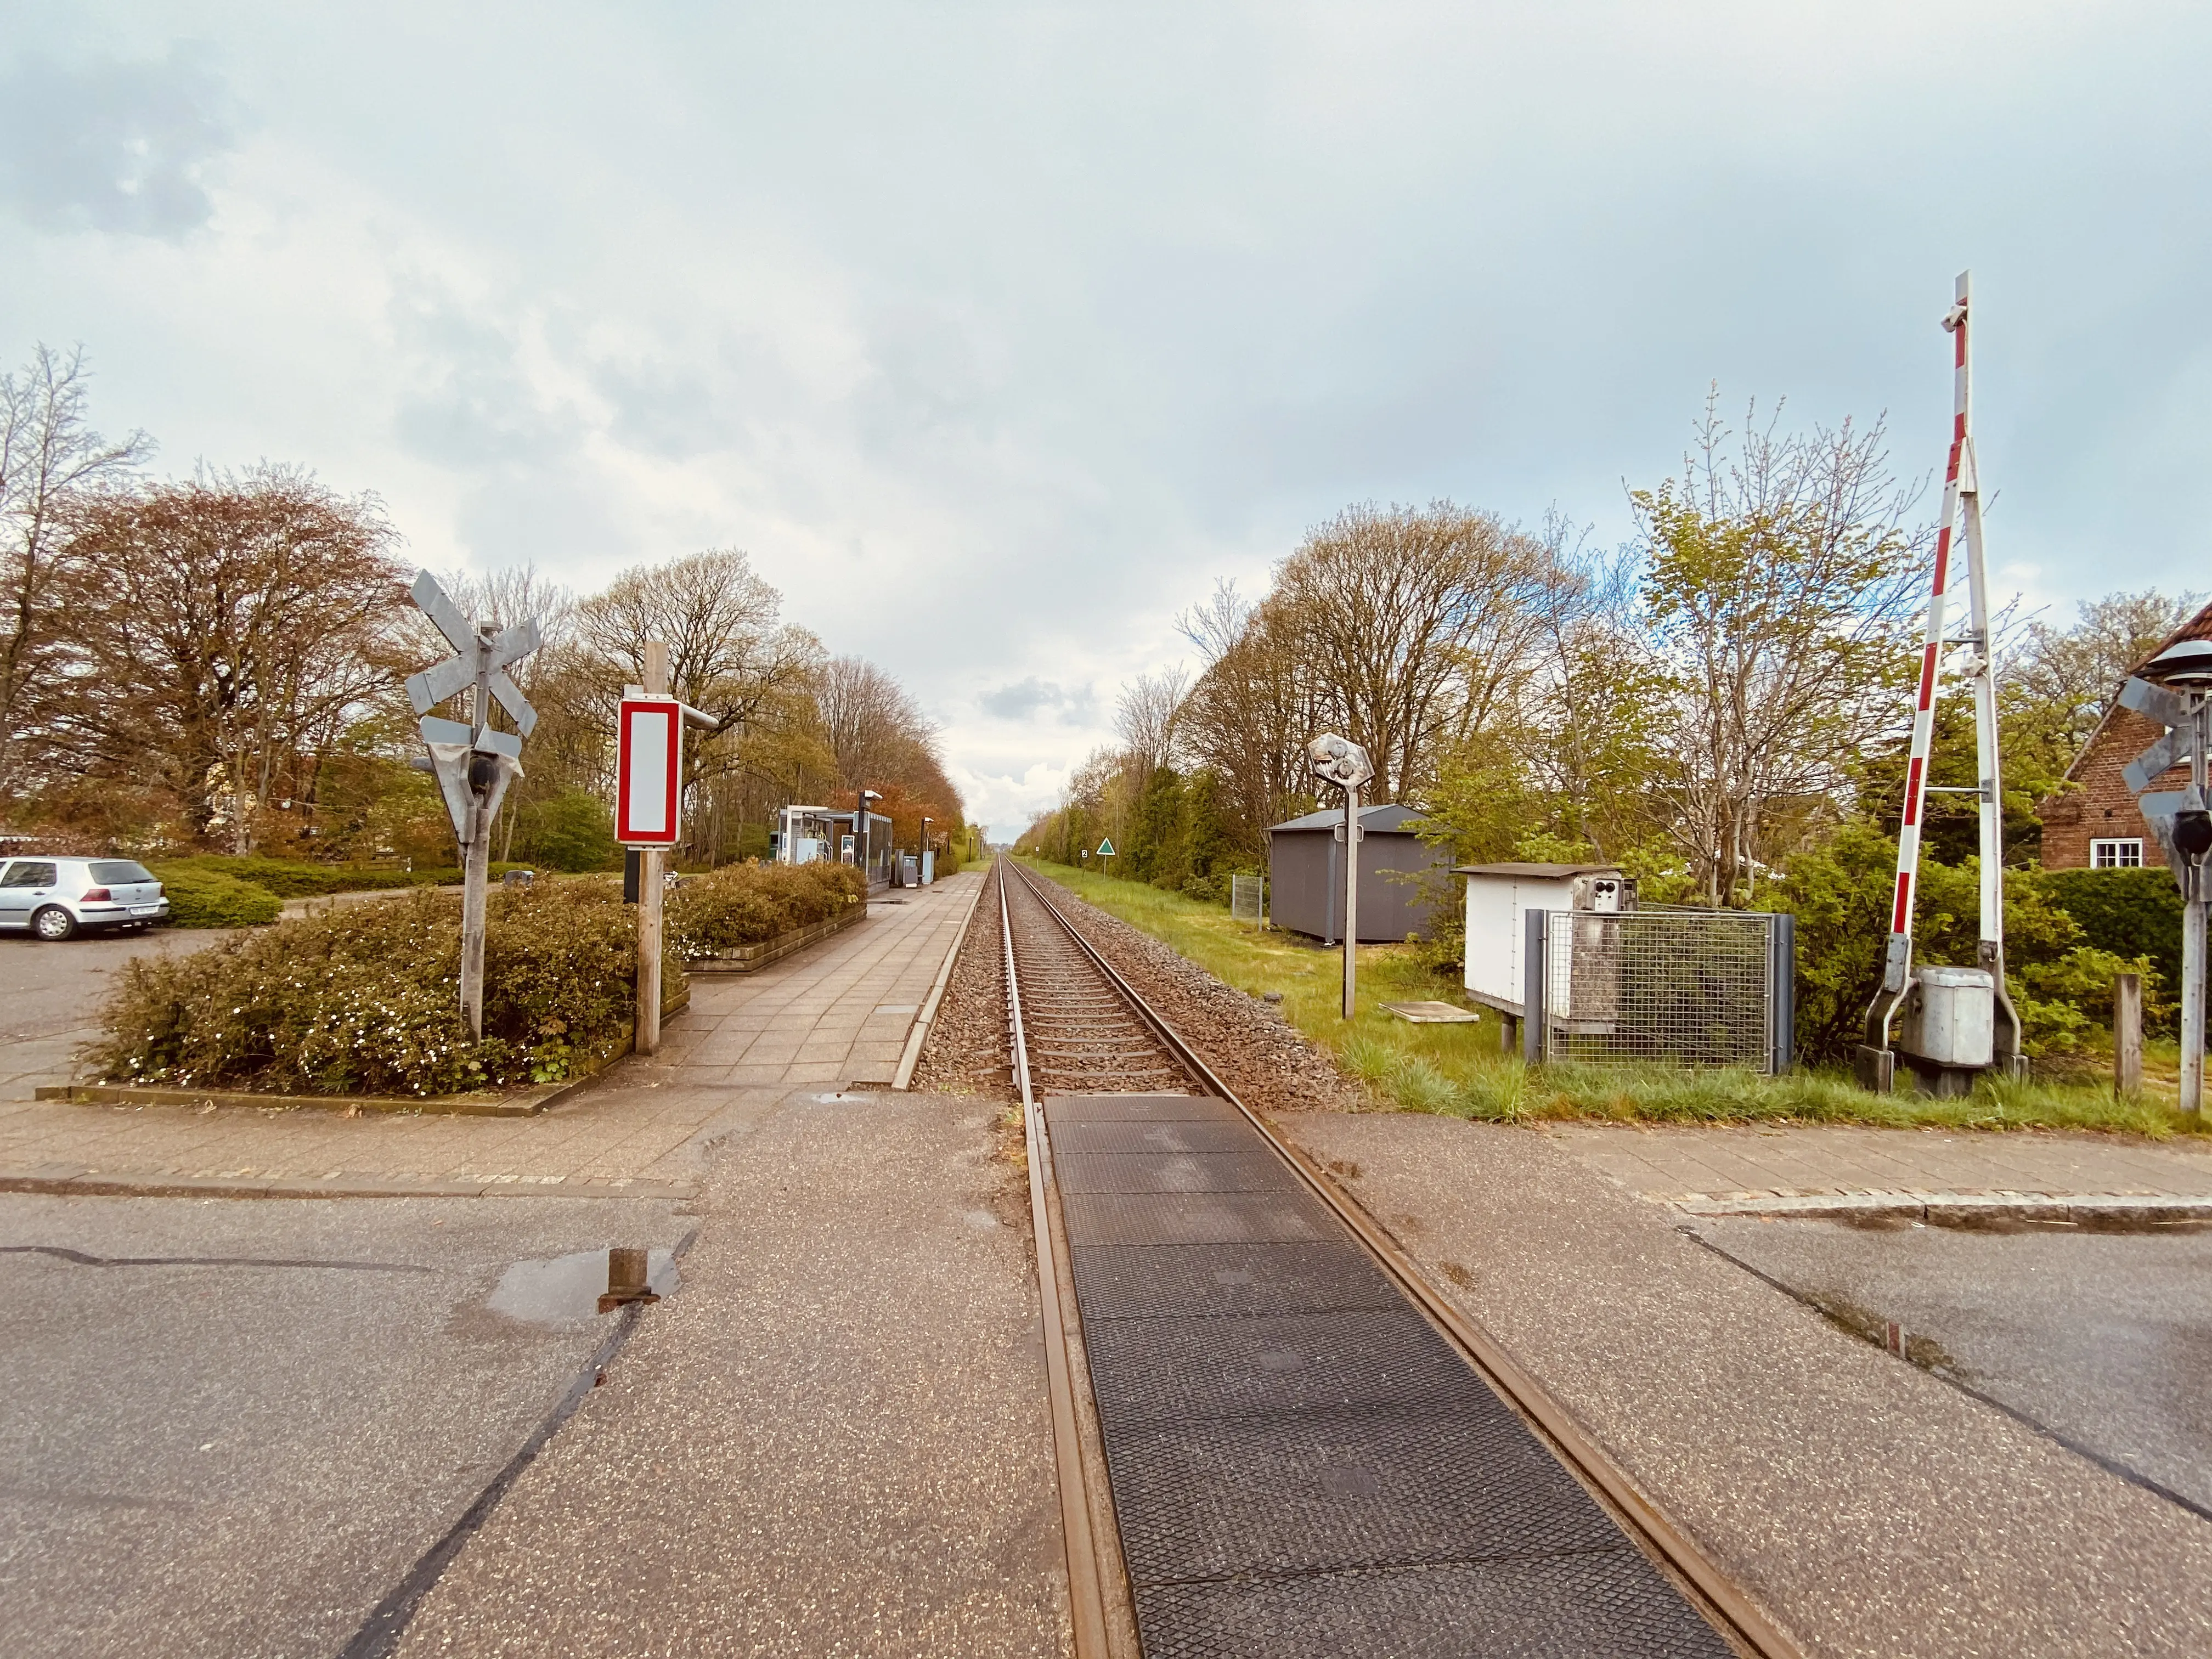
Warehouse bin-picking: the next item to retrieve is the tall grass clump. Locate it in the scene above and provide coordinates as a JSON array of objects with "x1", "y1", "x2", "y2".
[{"x1": 88, "y1": 881, "x2": 681, "y2": 1097}]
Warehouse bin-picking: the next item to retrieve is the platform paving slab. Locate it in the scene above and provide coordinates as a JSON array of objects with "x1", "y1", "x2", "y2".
[
  {"x1": 390, "y1": 1083, "x2": 1066, "y2": 1659},
  {"x1": 0, "y1": 873, "x2": 980, "y2": 1199},
  {"x1": 1547, "y1": 1121, "x2": 2212, "y2": 1206},
  {"x1": 1280, "y1": 1111, "x2": 2212, "y2": 1659}
]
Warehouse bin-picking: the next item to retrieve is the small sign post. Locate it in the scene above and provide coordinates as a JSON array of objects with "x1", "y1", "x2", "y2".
[
  {"x1": 1307, "y1": 734, "x2": 1374, "y2": 1020},
  {"x1": 404, "y1": 570, "x2": 541, "y2": 1040},
  {"x1": 620, "y1": 644, "x2": 680, "y2": 1057},
  {"x1": 1097, "y1": 836, "x2": 1115, "y2": 875}
]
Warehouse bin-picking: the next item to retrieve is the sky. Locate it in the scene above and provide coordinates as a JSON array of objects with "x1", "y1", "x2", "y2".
[{"x1": 4, "y1": 3, "x2": 2208, "y2": 839}]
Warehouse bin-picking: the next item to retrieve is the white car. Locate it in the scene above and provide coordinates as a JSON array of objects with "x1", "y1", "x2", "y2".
[{"x1": 0, "y1": 857, "x2": 171, "y2": 941}]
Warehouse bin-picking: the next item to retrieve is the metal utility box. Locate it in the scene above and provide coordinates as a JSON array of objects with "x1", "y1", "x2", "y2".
[
  {"x1": 1899, "y1": 967, "x2": 1995, "y2": 1068},
  {"x1": 1267, "y1": 804, "x2": 1449, "y2": 943},
  {"x1": 1459, "y1": 863, "x2": 1634, "y2": 1017}
]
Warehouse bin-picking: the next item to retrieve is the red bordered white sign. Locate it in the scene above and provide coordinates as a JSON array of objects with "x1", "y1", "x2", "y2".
[{"x1": 616, "y1": 696, "x2": 683, "y2": 847}]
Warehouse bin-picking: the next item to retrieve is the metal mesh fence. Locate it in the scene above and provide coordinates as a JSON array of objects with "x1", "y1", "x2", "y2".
[
  {"x1": 1542, "y1": 910, "x2": 1780, "y2": 1071},
  {"x1": 1231, "y1": 873, "x2": 1266, "y2": 927}
]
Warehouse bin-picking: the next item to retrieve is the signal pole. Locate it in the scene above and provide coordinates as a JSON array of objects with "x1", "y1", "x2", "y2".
[{"x1": 1858, "y1": 271, "x2": 2024, "y2": 1090}]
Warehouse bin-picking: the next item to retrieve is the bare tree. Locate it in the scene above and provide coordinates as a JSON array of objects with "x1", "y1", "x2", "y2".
[
  {"x1": 816, "y1": 654, "x2": 936, "y2": 790},
  {"x1": 1635, "y1": 394, "x2": 1929, "y2": 905},
  {"x1": 2012, "y1": 587, "x2": 2206, "y2": 761},
  {"x1": 0, "y1": 346, "x2": 151, "y2": 791},
  {"x1": 1265, "y1": 501, "x2": 1572, "y2": 803},
  {"x1": 1115, "y1": 666, "x2": 1189, "y2": 777}
]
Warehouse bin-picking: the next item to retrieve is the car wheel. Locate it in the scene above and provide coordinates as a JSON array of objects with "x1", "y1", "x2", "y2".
[{"x1": 32, "y1": 906, "x2": 77, "y2": 942}]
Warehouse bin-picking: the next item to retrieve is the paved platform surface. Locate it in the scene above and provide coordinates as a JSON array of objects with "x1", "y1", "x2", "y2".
[
  {"x1": 0, "y1": 1192, "x2": 691, "y2": 1658},
  {"x1": 1282, "y1": 1111, "x2": 2212, "y2": 1659},
  {"x1": 391, "y1": 1085, "x2": 1064, "y2": 1659},
  {"x1": 1549, "y1": 1121, "x2": 2212, "y2": 1203},
  {"x1": 0, "y1": 873, "x2": 979, "y2": 1198}
]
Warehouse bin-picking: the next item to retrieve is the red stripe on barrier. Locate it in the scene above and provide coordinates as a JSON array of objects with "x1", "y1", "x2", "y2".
[
  {"x1": 1892, "y1": 872, "x2": 1913, "y2": 934},
  {"x1": 1932, "y1": 526, "x2": 1950, "y2": 592},
  {"x1": 1904, "y1": 757, "x2": 1925, "y2": 827},
  {"x1": 1917, "y1": 642, "x2": 1939, "y2": 710},
  {"x1": 1947, "y1": 443, "x2": 1960, "y2": 483},
  {"x1": 1955, "y1": 325, "x2": 1966, "y2": 368}
]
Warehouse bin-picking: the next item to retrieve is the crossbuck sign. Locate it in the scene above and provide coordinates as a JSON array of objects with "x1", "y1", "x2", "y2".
[{"x1": 405, "y1": 570, "x2": 541, "y2": 845}]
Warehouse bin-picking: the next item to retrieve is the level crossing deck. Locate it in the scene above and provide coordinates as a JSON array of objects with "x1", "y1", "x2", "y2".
[{"x1": 1046, "y1": 1091, "x2": 1734, "y2": 1657}]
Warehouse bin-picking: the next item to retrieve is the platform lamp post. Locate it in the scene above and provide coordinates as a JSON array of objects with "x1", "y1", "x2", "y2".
[
  {"x1": 1307, "y1": 733, "x2": 1375, "y2": 1020},
  {"x1": 2135, "y1": 637, "x2": 2212, "y2": 1115},
  {"x1": 921, "y1": 816, "x2": 933, "y2": 885},
  {"x1": 858, "y1": 788, "x2": 882, "y2": 891}
]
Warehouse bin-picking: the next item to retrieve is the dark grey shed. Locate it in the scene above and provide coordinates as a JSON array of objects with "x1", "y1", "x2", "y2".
[{"x1": 1266, "y1": 804, "x2": 1449, "y2": 943}]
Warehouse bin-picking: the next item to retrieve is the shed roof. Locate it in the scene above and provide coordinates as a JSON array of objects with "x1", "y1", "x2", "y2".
[
  {"x1": 1452, "y1": 862, "x2": 1622, "y2": 879},
  {"x1": 1269, "y1": 804, "x2": 1429, "y2": 834}
]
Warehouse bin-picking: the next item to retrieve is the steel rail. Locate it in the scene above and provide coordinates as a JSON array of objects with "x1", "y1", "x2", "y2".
[
  {"x1": 1004, "y1": 863, "x2": 1114, "y2": 1659},
  {"x1": 1003, "y1": 857, "x2": 1804, "y2": 1659}
]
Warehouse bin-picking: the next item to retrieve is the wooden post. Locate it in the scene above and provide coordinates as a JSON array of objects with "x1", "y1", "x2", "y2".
[
  {"x1": 636, "y1": 640, "x2": 668, "y2": 1058},
  {"x1": 2115, "y1": 972, "x2": 2143, "y2": 1100}
]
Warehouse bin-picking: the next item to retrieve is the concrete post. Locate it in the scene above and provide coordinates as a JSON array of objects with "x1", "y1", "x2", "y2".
[
  {"x1": 2114, "y1": 972, "x2": 2143, "y2": 1100},
  {"x1": 636, "y1": 640, "x2": 668, "y2": 1059}
]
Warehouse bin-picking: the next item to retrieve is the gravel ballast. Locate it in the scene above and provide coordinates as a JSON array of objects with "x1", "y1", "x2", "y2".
[
  {"x1": 911, "y1": 864, "x2": 1015, "y2": 1100},
  {"x1": 1012, "y1": 867, "x2": 1363, "y2": 1116},
  {"x1": 915, "y1": 862, "x2": 1364, "y2": 1115}
]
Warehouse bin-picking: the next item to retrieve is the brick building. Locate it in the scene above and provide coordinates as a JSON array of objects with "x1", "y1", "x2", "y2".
[{"x1": 2037, "y1": 600, "x2": 2212, "y2": 869}]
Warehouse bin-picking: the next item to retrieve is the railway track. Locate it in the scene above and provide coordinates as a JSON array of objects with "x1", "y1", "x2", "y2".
[{"x1": 997, "y1": 855, "x2": 1799, "y2": 1659}]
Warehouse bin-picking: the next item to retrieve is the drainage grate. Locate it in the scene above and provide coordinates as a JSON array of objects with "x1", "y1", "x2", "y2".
[
  {"x1": 1052, "y1": 1120, "x2": 1267, "y2": 1155},
  {"x1": 1082, "y1": 1309, "x2": 1480, "y2": 1432},
  {"x1": 1061, "y1": 1190, "x2": 1338, "y2": 1247},
  {"x1": 1132, "y1": 1551, "x2": 1733, "y2": 1659},
  {"x1": 1044, "y1": 1094, "x2": 1244, "y2": 1125},
  {"x1": 1068, "y1": 1241, "x2": 1405, "y2": 1323},
  {"x1": 1044, "y1": 1094, "x2": 1733, "y2": 1658},
  {"x1": 1054, "y1": 1151, "x2": 1303, "y2": 1195}
]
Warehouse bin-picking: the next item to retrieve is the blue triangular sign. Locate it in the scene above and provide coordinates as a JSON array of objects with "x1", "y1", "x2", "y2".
[{"x1": 1097, "y1": 838, "x2": 1116, "y2": 856}]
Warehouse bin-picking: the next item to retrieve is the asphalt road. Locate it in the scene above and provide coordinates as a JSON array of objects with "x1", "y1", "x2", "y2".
[
  {"x1": 1691, "y1": 1215, "x2": 2212, "y2": 1519},
  {"x1": 0, "y1": 1192, "x2": 691, "y2": 1658},
  {"x1": 0, "y1": 926, "x2": 215, "y2": 1043}
]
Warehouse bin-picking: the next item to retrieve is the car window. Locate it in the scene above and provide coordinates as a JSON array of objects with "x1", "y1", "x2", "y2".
[
  {"x1": 1, "y1": 861, "x2": 57, "y2": 888},
  {"x1": 89, "y1": 861, "x2": 156, "y2": 884}
]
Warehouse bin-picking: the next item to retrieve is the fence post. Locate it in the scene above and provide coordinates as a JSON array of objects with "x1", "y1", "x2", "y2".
[
  {"x1": 2114, "y1": 972, "x2": 2144, "y2": 1099},
  {"x1": 1771, "y1": 913, "x2": 1797, "y2": 1075},
  {"x1": 1522, "y1": 909, "x2": 1548, "y2": 1066}
]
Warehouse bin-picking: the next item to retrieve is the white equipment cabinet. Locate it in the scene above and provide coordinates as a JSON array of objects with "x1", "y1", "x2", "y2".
[{"x1": 1458, "y1": 862, "x2": 1634, "y2": 1018}]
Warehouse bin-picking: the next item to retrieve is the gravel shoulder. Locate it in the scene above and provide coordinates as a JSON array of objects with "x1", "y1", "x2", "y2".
[
  {"x1": 912, "y1": 862, "x2": 1014, "y2": 1100},
  {"x1": 1280, "y1": 1110, "x2": 2212, "y2": 1658}
]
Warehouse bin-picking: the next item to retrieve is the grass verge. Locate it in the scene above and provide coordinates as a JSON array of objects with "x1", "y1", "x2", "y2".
[{"x1": 1015, "y1": 856, "x2": 2205, "y2": 1138}]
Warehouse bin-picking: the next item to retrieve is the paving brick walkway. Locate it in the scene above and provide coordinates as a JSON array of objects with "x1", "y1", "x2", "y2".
[
  {"x1": 0, "y1": 872, "x2": 981, "y2": 1200},
  {"x1": 1547, "y1": 1121, "x2": 2212, "y2": 1204}
]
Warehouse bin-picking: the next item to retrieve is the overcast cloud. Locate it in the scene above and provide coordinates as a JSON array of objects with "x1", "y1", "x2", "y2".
[{"x1": 4, "y1": 2, "x2": 2207, "y2": 837}]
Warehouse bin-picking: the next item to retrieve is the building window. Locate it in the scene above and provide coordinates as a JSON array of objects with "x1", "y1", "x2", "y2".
[{"x1": 2091, "y1": 838, "x2": 2145, "y2": 869}]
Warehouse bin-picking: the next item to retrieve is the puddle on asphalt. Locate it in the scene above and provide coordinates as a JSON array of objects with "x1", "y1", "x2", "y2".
[{"x1": 487, "y1": 1248, "x2": 681, "y2": 1325}]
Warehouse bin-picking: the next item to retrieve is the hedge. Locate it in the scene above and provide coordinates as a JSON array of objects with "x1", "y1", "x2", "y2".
[
  {"x1": 667, "y1": 861, "x2": 867, "y2": 957},
  {"x1": 2030, "y1": 867, "x2": 2185, "y2": 1004},
  {"x1": 89, "y1": 881, "x2": 682, "y2": 1097},
  {"x1": 150, "y1": 864, "x2": 284, "y2": 928}
]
